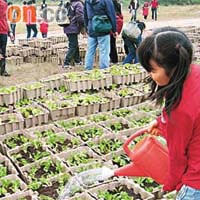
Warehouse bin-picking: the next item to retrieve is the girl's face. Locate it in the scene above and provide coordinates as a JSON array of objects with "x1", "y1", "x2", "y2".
[{"x1": 149, "y1": 59, "x2": 170, "y2": 86}]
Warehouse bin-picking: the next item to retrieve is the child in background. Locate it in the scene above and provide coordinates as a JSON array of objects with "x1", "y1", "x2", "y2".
[
  {"x1": 39, "y1": 18, "x2": 48, "y2": 38},
  {"x1": 142, "y1": 2, "x2": 149, "y2": 20}
]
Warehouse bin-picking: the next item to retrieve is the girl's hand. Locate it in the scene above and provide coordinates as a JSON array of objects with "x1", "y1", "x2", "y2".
[{"x1": 148, "y1": 120, "x2": 161, "y2": 136}]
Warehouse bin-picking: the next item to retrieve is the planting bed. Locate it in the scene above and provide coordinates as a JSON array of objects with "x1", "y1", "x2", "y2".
[{"x1": 0, "y1": 65, "x2": 168, "y2": 199}]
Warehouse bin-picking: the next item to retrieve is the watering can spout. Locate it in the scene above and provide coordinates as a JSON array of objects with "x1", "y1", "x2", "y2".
[{"x1": 114, "y1": 162, "x2": 146, "y2": 177}]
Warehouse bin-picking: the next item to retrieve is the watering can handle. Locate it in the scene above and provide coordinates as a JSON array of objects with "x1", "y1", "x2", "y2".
[{"x1": 123, "y1": 129, "x2": 147, "y2": 157}]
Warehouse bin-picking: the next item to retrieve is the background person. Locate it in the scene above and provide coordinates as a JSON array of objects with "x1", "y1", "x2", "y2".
[
  {"x1": 151, "y1": 0, "x2": 158, "y2": 20},
  {"x1": 26, "y1": 0, "x2": 38, "y2": 39},
  {"x1": 138, "y1": 26, "x2": 200, "y2": 199},
  {"x1": 63, "y1": 0, "x2": 84, "y2": 69},
  {"x1": 0, "y1": 0, "x2": 14, "y2": 76},
  {"x1": 122, "y1": 20, "x2": 145, "y2": 64},
  {"x1": 41, "y1": 0, "x2": 47, "y2": 20},
  {"x1": 110, "y1": 0, "x2": 123, "y2": 64},
  {"x1": 84, "y1": 0, "x2": 117, "y2": 70},
  {"x1": 39, "y1": 17, "x2": 48, "y2": 38},
  {"x1": 142, "y1": 1, "x2": 149, "y2": 20},
  {"x1": 128, "y1": 0, "x2": 139, "y2": 21},
  {"x1": 8, "y1": 2, "x2": 17, "y2": 43}
]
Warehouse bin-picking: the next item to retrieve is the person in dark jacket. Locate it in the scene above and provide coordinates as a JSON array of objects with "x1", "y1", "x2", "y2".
[
  {"x1": 41, "y1": 0, "x2": 47, "y2": 20},
  {"x1": 129, "y1": 0, "x2": 139, "y2": 21},
  {"x1": 110, "y1": 0, "x2": 123, "y2": 64},
  {"x1": 0, "y1": 0, "x2": 14, "y2": 76},
  {"x1": 123, "y1": 20, "x2": 145, "y2": 64},
  {"x1": 84, "y1": 0, "x2": 117, "y2": 70},
  {"x1": 63, "y1": 0, "x2": 84, "y2": 68}
]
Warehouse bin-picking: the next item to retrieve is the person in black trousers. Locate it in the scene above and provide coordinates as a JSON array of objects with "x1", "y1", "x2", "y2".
[
  {"x1": 110, "y1": 0, "x2": 123, "y2": 64},
  {"x1": 26, "y1": 0, "x2": 38, "y2": 39}
]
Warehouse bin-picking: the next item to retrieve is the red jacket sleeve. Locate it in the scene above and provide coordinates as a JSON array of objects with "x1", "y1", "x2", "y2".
[{"x1": 158, "y1": 110, "x2": 194, "y2": 191}]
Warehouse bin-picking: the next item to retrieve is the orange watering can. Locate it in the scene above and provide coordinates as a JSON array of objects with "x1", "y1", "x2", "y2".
[{"x1": 114, "y1": 129, "x2": 169, "y2": 184}]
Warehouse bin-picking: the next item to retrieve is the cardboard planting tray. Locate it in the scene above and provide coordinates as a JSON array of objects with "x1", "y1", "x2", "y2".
[
  {"x1": 26, "y1": 124, "x2": 63, "y2": 139},
  {"x1": 69, "y1": 124, "x2": 111, "y2": 142},
  {"x1": 110, "y1": 106, "x2": 138, "y2": 119},
  {"x1": 35, "y1": 173, "x2": 85, "y2": 200},
  {"x1": 0, "y1": 113, "x2": 24, "y2": 135},
  {"x1": 17, "y1": 103, "x2": 49, "y2": 128},
  {"x1": 102, "y1": 148, "x2": 131, "y2": 169},
  {"x1": 55, "y1": 116, "x2": 90, "y2": 132},
  {"x1": 39, "y1": 99, "x2": 76, "y2": 121},
  {"x1": 86, "y1": 112, "x2": 114, "y2": 124},
  {"x1": 98, "y1": 91, "x2": 121, "y2": 112},
  {"x1": 76, "y1": 103, "x2": 100, "y2": 117},
  {"x1": 63, "y1": 75, "x2": 92, "y2": 92},
  {"x1": 20, "y1": 155, "x2": 69, "y2": 185},
  {"x1": 0, "y1": 105, "x2": 14, "y2": 115},
  {"x1": 2, "y1": 190, "x2": 38, "y2": 200},
  {"x1": 68, "y1": 192, "x2": 95, "y2": 200},
  {"x1": 0, "y1": 155, "x2": 18, "y2": 177},
  {"x1": 0, "y1": 130, "x2": 36, "y2": 155},
  {"x1": 57, "y1": 146, "x2": 100, "y2": 168},
  {"x1": 132, "y1": 101, "x2": 163, "y2": 117},
  {"x1": 117, "y1": 88, "x2": 145, "y2": 107},
  {"x1": 88, "y1": 74, "x2": 112, "y2": 90},
  {"x1": 87, "y1": 133, "x2": 126, "y2": 158},
  {"x1": 112, "y1": 73, "x2": 134, "y2": 85},
  {"x1": 125, "y1": 112, "x2": 156, "y2": 135},
  {"x1": 44, "y1": 131, "x2": 82, "y2": 154},
  {"x1": 88, "y1": 178, "x2": 154, "y2": 200},
  {"x1": 0, "y1": 174, "x2": 27, "y2": 200},
  {"x1": 99, "y1": 117, "x2": 135, "y2": 137},
  {"x1": 40, "y1": 73, "x2": 64, "y2": 90},
  {"x1": 20, "y1": 82, "x2": 47, "y2": 100},
  {"x1": 8, "y1": 141, "x2": 52, "y2": 170},
  {"x1": 0, "y1": 87, "x2": 21, "y2": 106}
]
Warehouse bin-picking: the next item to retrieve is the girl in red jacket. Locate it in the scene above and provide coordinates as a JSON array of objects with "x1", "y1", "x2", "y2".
[
  {"x1": 142, "y1": 2, "x2": 149, "y2": 20},
  {"x1": 39, "y1": 18, "x2": 48, "y2": 38},
  {"x1": 138, "y1": 26, "x2": 200, "y2": 199}
]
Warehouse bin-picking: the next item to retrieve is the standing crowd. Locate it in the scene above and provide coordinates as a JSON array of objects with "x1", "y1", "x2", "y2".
[{"x1": 0, "y1": 0, "x2": 159, "y2": 76}]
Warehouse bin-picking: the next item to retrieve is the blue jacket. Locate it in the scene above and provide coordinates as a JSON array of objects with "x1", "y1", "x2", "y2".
[
  {"x1": 84, "y1": 0, "x2": 116, "y2": 37},
  {"x1": 64, "y1": 0, "x2": 84, "y2": 34}
]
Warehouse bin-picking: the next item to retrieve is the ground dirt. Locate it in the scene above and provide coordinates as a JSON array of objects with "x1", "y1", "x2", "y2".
[{"x1": 0, "y1": 8, "x2": 200, "y2": 87}]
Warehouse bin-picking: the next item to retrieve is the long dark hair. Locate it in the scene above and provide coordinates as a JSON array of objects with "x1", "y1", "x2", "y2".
[{"x1": 138, "y1": 26, "x2": 193, "y2": 116}]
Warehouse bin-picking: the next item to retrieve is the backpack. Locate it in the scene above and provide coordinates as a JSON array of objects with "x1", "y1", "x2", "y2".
[
  {"x1": 122, "y1": 21, "x2": 141, "y2": 41},
  {"x1": 56, "y1": 3, "x2": 73, "y2": 27}
]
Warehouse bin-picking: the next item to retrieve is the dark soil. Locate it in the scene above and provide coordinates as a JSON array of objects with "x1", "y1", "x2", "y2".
[
  {"x1": 38, "y1": 181, "x2": 60, "y2": 199},
  {"x1": 110, "y1": 122, "x2": 130, "y2": 132},
  {"x1": 5, "y1": 134, "x2": 31, "y2": 149},
  {"x1": 13, "y1": 145, "x2": 50, "y2": 167},
  {"x1": 52, "y1": 138, "x2": 78, "y2": 153},
  {"x1": 27, "y1": 162, "x2": 60, "y2": 180}
]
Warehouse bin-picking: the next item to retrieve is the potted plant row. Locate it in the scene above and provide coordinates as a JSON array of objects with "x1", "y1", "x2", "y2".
[
  {"x1": 88, "y1": 178, "x2": 154, "y2": 200},
  {"x1": 40, "y1": 74, "x2": 64, "y2": 90},
  {"x1": 109, "y1": 64, "x2": 147, "y2": 85},
  {"x1": 19, "y1": 82, "x2": 47, "y2": 100},
  {"x1": 0, "y1": 155, "x2": 18, "y2": 178},
  {"x1": 17, "y1": 103, "x2": 49, "y2": 128},
  {"x1": 0, "y1": 130, "x2": 36, "y2": 155},
  {"x1": 0, "y1": 113, "x2": 24, "y2": 135},
  {"x1": 38, "y1": 98, "x2": 76, "y2": 121},
  {"x1": 55, "y1": 117, "x2": 90, "y2": 132},
  {"x1": 0, "y1": 174, "x2": 27, "y2": 200},
  {"x1": 0, "y1": 86, "x2": 21, "y2": 106}
]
